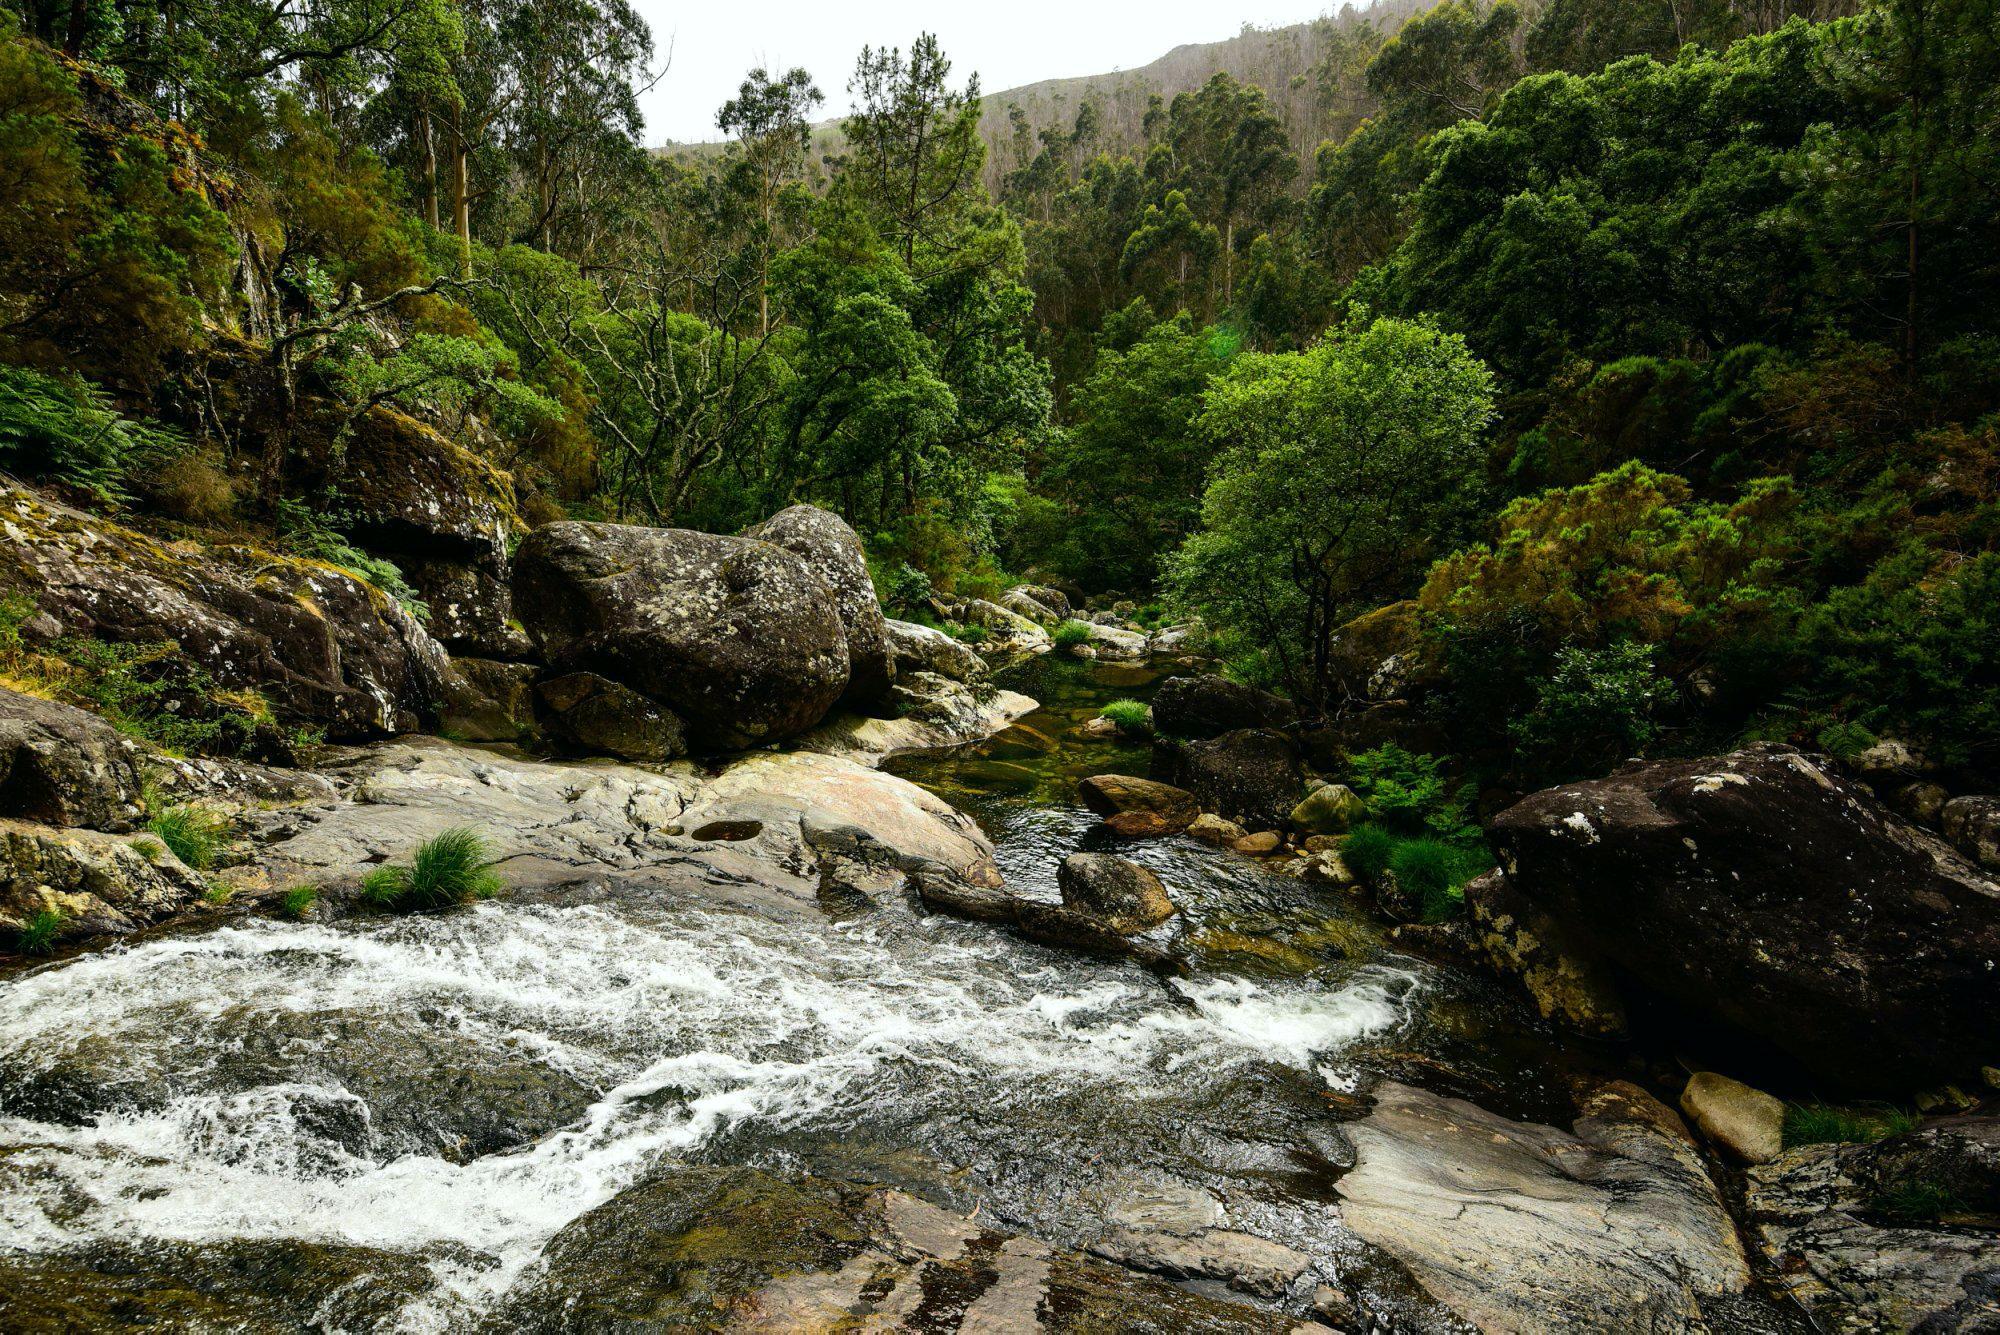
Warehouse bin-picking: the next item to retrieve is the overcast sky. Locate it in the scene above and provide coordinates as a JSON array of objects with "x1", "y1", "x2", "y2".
[{"x1": 631, "y1": 2, "x2": 1326, "y2": 144}]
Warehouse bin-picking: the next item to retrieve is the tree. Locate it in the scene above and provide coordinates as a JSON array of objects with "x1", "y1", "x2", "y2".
[
  {"x1": 1168, "y1": 317, "x2": 1495, "y2": 711},
  {"x1": 841, "y1": 34, "x2": 985, "y2": 272},
  {"x1": 718, "y1": 66, "x2": 822, "y2": 335}
]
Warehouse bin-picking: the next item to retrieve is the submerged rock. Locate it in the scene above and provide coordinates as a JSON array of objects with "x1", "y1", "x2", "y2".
[
  {"x1": 1057, "y1": 853, "x2": 1175, "y2": 932},
  {"x1": 1488, "y1": 743, "x2": 2000, "y2": 1090},
  {"x1": 745, "y1": 504, "x2": 895, "y2": 707},
  {"x1": 1336, "y1": 1080, "x2": 1750, "y2": 1332},
  {"x1": 512, "y1": 520, "x2": 850, "y2": 751},
  {"x1": 0, "y1": 687, "x2": 147, "y2": 831}
]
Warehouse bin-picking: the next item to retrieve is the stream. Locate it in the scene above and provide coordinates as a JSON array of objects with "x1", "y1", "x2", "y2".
[{"x1": 0, "y1": 656, "x2": 1579, "y2": 1329}]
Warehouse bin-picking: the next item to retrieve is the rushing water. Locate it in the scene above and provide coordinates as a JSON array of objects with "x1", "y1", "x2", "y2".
[{"x1": 0, "y1": 656, "x2": 1567, "y2": 1328}]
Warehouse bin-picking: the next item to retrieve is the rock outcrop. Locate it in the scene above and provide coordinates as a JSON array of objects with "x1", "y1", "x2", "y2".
[
  {"x1": 512, "y1": 521, "x2": 850, "y2": 752},
  {"x1": 0, "y1": 481, "x2": 451, "y2": 741},
  {"x1": 534, "y1": 671, "x2": 686, "y2": 761},
  {"x1": 1488, "y1": 744, "x2": 2000, "y2": 1089},
  {"x1": 950, "y1": 597, "x2": 1051, "y2": 652},
  {"x1": 1461, "y1": 868, "x2": 1627, "y2": 1038},
  {"x1": 1746, "y1": 1119, "x2": 2000, "y2": 1331},
  {"x1": 744, "y1": 505, "x2": 895, "y2": 707},
  {"x1": 883, "y1": 618, "x2": 985, "y2": 684},
  {"x1": 0, "y1": 688, "x2": 147, "y2": 832},
  {"x1": 1150, "y1": 674, "x2": 1296, "y2": 739},
  {"x1": 0, "y1": 819, "x2": 205, "y2": 947},
  {"x1": 1153, "y1": 728, "x2": 1306, "y2": 829},
  {"x1": 1335, "y1": 1080, "x2": 1750, "y2": 1332}
]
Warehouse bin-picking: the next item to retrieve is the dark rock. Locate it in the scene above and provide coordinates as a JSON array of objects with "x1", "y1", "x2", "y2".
[
  {"x1": 1152, "y1": 728, "x2": 1306, "y2": 829},
  {"x1": 535, "y1": 671, "x2": 686, "y2": 761},
  {"x1": 744, "y1": 504, "x2": 894, "y2": 706},
  {"x1": 1077, "y1": 774, "x2": 1198, "y2": 835},
  {"x1": 1302, "y1": 701, "x2": 1450, "y2": 768},
  {"x1": 1462, "y1": 868, "x2": 1627, "y2": 1038},
  {"x1": 439, "y1": 657, "x2": 538, "y2": 743},
  {"x1": 0, "y1": 481, "x2": 451, "y2": 740},
  {"x1": 882, "y1": 618, "x2": 985, "y2": 683},
  {"x1": 1057, "y1": 852, "x2": 1175, "y2": 932},
  {"x1": 1150, "y1": 674, "x2": 1295, "y2": 739},
  {"x1": 1944, "y1": 795, "x2": 2000, "y2": 870},
  {"x1": 0, "y1": 687, "x2": 147, "y2": 831},
  {"x1": 512, "y1": 520, "x2": 849, "y2": 751},
  {"x1": 1488, "y1": 743, "x2": 2000, "y2": 1089},
  {"x1": 1895, "y1": 780, "x2": 1950, "y2": 828}
]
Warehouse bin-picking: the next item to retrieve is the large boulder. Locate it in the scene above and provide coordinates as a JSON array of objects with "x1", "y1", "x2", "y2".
[
  {"x1": 1325, "y1": 600, "x2": 1425, "y2": 703},
  {"x1": 334, "y1": 407, "x2": 521, "y2": 657},
  {"x1": 512, "y1": 522, "x2": 850, "y2": 752},
  {"x1": 882, "y1": 618, "x2": 985, "y2": 684},
  {"x1": 1746, "y1": 1119, "x2": 2000, "y2": 1331},
  {"x1": 1057, "y1": 853, "x2": 1175, "y2": 932},
  {"x1": 1289, "y1": 781, "x2": 1365, "y2": 834},
  {"x1": 1152, "y1": 728, "x2": 1306, "y2": 829},
  {"x1": 0, "y1": 820, "x2": 205, "y2": 949},
  {"x1": 1943, "y1": 795, "x2": 2000, "y2": 870},
  {"x1": 1462, "y1": 869, "x2": 1627, "y2": 1038},
  {"x1": 1077, "y1": 774, "x2": 1199, "y2": 837},
  {"x1": 1000, "y1": 587, "x2": 1063, "y2": 627},
  {"x1": 1150, "y1": 674, "x2": 1295, "y2": 740},
  {"x1": 1680, "y1": 1072, "x2": 1785, "y2": 1165},
  {"x1": 0, "y1": 481, "x2": 451, "y2": 741},
  {"x1": 1488, "y1": 743, "x2": 2000, "y2": 1089},
  {"x1": 743, "y1": 505, "x2": 894, "y2": 706},
  {"x1": 1336, "y1": 1080, "x2": 1750, "y2": 1332},
  {"x1": 0, "y1": 688, "x2": 147, "y2": 831},
  {"x1": 951, "y1": 598, "x2": 1051, "y2": 652}
]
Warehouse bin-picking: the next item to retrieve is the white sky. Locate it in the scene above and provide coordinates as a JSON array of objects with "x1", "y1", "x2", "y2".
[{"x1": 631, "y1": 2, "x2": 1327, "y2": 144}]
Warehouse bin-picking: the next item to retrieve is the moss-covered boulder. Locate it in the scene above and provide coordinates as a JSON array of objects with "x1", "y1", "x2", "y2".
[
  {"x1": 0, "y1": 819, "x2": 204, "y2": 949},
  {"x1": 744, "y1": 504, "x2": 895, "y2": 706},
  {"x1": 0, "y1": 687, "x2": 147, "y2": 830}
]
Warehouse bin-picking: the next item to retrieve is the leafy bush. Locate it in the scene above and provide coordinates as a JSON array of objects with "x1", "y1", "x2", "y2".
[
  {"x1": 1100, "y1": 699, "x2": 1151, "y2": 733},
  {"x1": 1341, "y1": 824, "x2": 1398, "y2": 881},
  {"x1": 1783, "y1": 1102, "x2": 1920, "y2": 1148},
  {"x1": 278, "y1": 885, "x2": 320, "y2": 920},
  {"x1": 146, "y1": 802, "x2": 228, "y2": 870},
  {"x1": 876, "y1": 560, "x2": 933, "y2": 613},
  {"x1": 1389, "y1": 839, "x2": 1489, "y2": 922},
  {"x1": 1510, "y1": 641, "x2": 1667, "y2": 781},
  {"x1": 0, "y1": 364, "x2": 189, "y2": 501},
  {"x1": 361, "y1": 829, "x2": 503, "y2": 912},
  {"x1": 14, "y1": 908, "x2": 63, "y2": 956},
  {"x1": 1053, "y1": 620, "x2": 1093, "y2": 647},
  {"x1": 1347, "y1": 745, "x2": 1477, "y2": 842}
]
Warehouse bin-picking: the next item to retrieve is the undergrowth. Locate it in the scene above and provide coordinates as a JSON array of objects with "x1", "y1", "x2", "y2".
[{"x1": 361, "y1": 829, "x2": 503, "y2": 912}]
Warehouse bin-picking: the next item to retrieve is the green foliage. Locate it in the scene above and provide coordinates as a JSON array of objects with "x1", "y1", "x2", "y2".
[
  {"x1": 874, "y1": 560, "x2": 933, "y2": 614},
  {"x1": 1100, "y1": 699, "x2": 1151, "y2": 733},
  {"x1": 950, "y1": 623, "x2": 990, "y2": 646},
  {"x1": 278, "y1": 884, "x2": 320, "y2": 920},
  {"x1": 146, "y1": 801, "x2": 228, "y2": 871},
  {"x1": 1347, "y1": 745, "x2": 1477, "y2": 843},
  {"x1": 1871, "y1": 1180, "x2": 1966, "y2": 1223},
  {"x1": 1783, "y1": 1102, "x2": 1920, "y2": 1149},
  {"x1": 0, "y1": 364, "x2": 189, "y2": 501},
  {"x1": 1511, "y1": 641, "x2": 1667, "y2": 780},
  {"x1": 1167, "y1": 316, "x2": 1494, "y2": 712},
  {"x1": 276, "y1": 498, "x2": 428, "y2": 620},
  {"x1": 360, "y1": 828, "x2": 503, "y2": 912},
  {"x1": 14, "y1": 907, "x2": 63, "y2": 955},
  {"x1": 1340, "y1": 823, "x2": 1398, "y2": 882},
  {"x1": 1389, "y1": 838, "x2": 1488, "y2": 922},
  {"x1": 1052, "y1": 620, "x2": 1092, "y2": 647}
]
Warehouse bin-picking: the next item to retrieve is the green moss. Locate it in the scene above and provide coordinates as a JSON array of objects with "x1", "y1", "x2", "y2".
[{"x1": 361, "y1": 829, "x2": 503, "y2": 912}]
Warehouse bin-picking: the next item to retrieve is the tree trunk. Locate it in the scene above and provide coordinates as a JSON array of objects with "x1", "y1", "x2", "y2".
[
  {"x1": 450, "y1": 108, "x2": 472, "y2": 279},
  {"x1": 418, "y1": 101, "x2": 440, "y2": 231},
  {"x1": 62, "y1": 0, "x2": 89, "y2": 55}
]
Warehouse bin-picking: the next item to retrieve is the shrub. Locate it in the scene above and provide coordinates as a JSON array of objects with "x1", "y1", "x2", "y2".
[
  {"x1": 15, "y1": 908, "x2": 63, "y2": 956},
  {"x1": 1100, "y1": 699, "x2": 1151, "y2": 733},
  {"x1": 876, "y1": 560, "x2": 933, "y2": 613},
  {"x1": 1510, "y1": 641, "x2": 1667, "y2": 781},
  {"x1": 1347, "y1": 745, "x2": 1477, "y2": 842},
  {"x1": 278, "y1": 885, "x2": 320, "y2": 920},
  {"x1": 146, "y1": 802, "x2": 228, "y2": 870},
  {"x1": 361, "y1": 829, "x2": 503, "y2": 912},
  {"x1": 1783, "y1": 1102, "x2": 1920, "y2": 1148},
  {"x1": 1342, "y1": 824, "x2": 1398, "y2": 881},
  {"x1": 0, "y1": 365, "x2": 190, "y2": 501},
  {"x1": 1389, "y1": 839, "x2": 1489, "y2": 921},
  {"x1": 1053, "y1": 620, "x2": 1093, "y2": 647}
]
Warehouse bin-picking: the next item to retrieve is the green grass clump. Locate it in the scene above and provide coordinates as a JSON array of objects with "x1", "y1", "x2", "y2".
[
  {"x1": 1341, "y1": 824, "x2": 1398, "y2": 881},
  {"x1": 1783, "y1": 1102, "x2": 1921, "y2": 1148},
  {"x1": 1052, "y1": 619, "x2": 1093, "y2": 648},
  {"x1": 1872, "y1": 1180, "x2": 1965, "y2": 1222},
  {"x1": 1389, "y1": 839, "x2": 1488, "y2": 922},
  {"x1": 15, "y1": 909, "x2": 64, "y2": 956},
  {"x1": 278, "y1": 885, "x2": 320, "y2": 920},
  {"x1": 361, "y1": 829, "x2": 503, "y2": 912},
  {"x1": 147, "y1": 802, "x2": 228, "y2": 870},
  {"x1": 1100, "y1": 699, "x2": 1151, "y2": 733}
]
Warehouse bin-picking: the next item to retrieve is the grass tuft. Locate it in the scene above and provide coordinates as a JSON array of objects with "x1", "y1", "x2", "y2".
[
  {"x1": 1872, "y1": 1180, "x2": 1965, "y2": 1222},
  {"x1": 15, "y1": 909, "x2": 64, "y2": 956},
  {"x1": 278, "y1": 884, "x2": 320, "y2": 920},
  {"x1": 1783, "y1": 1102, "x2": 1921, "y2": 1148},
  {"x1": 147, "y1": 802, "x2": 229, "y2": 870},
  {"x1": 1052, "y1": 620, "x2": 1093, "y2": 648},
  {"x1": 1389, "y1": 838, "x2": 1487, "y2": 922},
  {"x1": 1341, "y1": 824, "x2": 1398, "y2": 881},
  {"x1": 361, "y1": 829, "x2": 503, "y2": 912},
  {"x1": 1100, "y1": 699, "x2": 1151, "y2": 733}
]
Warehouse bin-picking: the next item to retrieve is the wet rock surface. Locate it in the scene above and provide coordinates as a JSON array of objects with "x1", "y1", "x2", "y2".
[
  {"x1": 1057, "y1": 852, "x2": 1176, "y2": 932},
  {"x1": 1488, "y1": 743, "x2": 2000, "y2": 1089},
  {"x1": 513, "y1": 519, "x2": 851, "y2": 751},
  {"x1": 1335, "y1": 1080, "x2": 1750, "y2": 1333}
]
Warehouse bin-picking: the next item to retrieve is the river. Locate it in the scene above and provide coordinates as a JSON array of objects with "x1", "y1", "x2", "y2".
[{"x1": 0, "y1": 655, "x2": 1577, "y2": 1329}]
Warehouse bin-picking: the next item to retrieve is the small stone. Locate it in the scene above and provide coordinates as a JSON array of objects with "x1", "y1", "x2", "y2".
[
  {"x1": 1301, "y1": 834, "x2": 1344, "y2": 854},
  {"x1": 1311, "y1": 1284, "x2": 1354, "y2": 1322},
  {"x1": 1680, "y1": 1072, "x2": 1785, "y2": 1164},
  {"x1": 1982, "y1": 1066, "x2": 2000, "y2": 1091},
  {"x1": 1078, "y1": 716, "x2": 1119, "y2": 740},
  {"x1": 1299, "y1": 850, "x2": 1353, "y2": 885},
  {"x1": 1233, "y1": 831, "x2": 1283, "y2": 856},
  {"x1": 1186, "y1": 813, "x2": 1247, "y2": 846}
]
